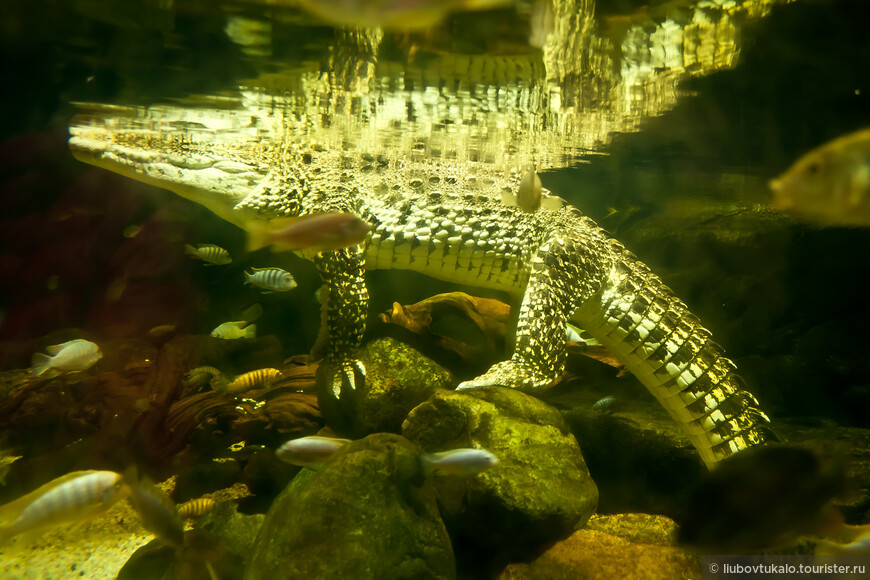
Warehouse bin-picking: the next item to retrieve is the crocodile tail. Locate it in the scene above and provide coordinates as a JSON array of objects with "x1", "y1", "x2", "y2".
[{"x1": 571, "y1": 243, "x2": 777, "y2": 468}]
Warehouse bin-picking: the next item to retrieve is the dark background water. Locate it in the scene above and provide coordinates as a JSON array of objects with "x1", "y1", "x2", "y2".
[{"x1": 2, "y1": 0, "x2": 870, "y2": 429}]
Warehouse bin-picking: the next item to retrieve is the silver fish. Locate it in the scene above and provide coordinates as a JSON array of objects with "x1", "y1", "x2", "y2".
[
  {"x1": 275, "y1": 436, "x2": 352, "y2": 469},
  {"x1": 31, "y1": 339, "x2": 102, "y2": 377},
  {"x1": 185, "y1": 243, "x2": 232, "y2": 265},
  {"x1": 244, "y1": 267, "x2": 297, "y2": 293},
  {"x1": 770, "y1": 127, "x2": 870, "y2": 227},
  {"x1": 123, "y1": 470, "x2": 184, "y2": 548},
  {"x1": 210, "y1": 321, "x2": 256, "y2": 340},
  {"x1": 592, "y1": 395, "x2": 618, "y2": 413},
  {"x1": 0, "y1": 470, "x2": 125, "y2": 544},
  {"x1": 421, "y1": 448, "x2": 499, "y2": 476}
]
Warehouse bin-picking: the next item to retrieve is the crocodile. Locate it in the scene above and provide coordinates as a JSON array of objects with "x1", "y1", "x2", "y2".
[
  {"x1": 65, "y1": 1, "x2": 780, "y2": 467},
  {"x1": 69, "y1": 111, "x2": 775, "y2": 469}
]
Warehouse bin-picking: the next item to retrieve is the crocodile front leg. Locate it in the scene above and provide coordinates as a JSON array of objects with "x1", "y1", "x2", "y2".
[{"x1": 313, "y1": 245, "x2": 369, "y2": 398}]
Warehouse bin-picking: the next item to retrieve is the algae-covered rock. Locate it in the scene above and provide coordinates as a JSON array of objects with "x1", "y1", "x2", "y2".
[
  {"x1": 316, "y1": 337, "x2": 456, "y2": 437},
  {"x1": 497, "y1": 513, "x2": 701, "y2": 580},
  {"x1": 402, "y1": 387, "x2": 598, "y2": 560},
  {"x1": 245, "y1": 433, "x2": 455, "y2": 580},
  {"x1": 196, "y1": 501, "x2": 264, "y2": 559}
]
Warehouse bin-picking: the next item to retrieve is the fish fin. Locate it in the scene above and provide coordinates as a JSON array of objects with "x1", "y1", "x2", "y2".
[
  {"x1": 184, "y1": 244, "x2": 199, "y2": 256},
  {"x1": 540, "y1": 195, "x2": 567, "y2": 211},
  {"x1": 243, "y1": 324, "x2": 257, "y2": 339},
  {"x1": 31, "y1": 353, "x2": 53, "y2": 377},
  {"x1": 205, "y1": 560, "x2": 221, "y2": 580}
]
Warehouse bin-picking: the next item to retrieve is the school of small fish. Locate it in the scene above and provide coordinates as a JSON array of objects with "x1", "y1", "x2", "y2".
[
  {"x1": 31, "y1": 339, "x2": 102, "y2": 377},
  {"x1": 770, "y1": 127, "x2": 870, "y2": 227}
]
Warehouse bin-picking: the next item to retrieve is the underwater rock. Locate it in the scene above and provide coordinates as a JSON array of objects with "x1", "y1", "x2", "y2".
[
  {"x1": 497, "y1": 513, "x2": 701, "y2": 580},
  {"x1": 118, "y1": 529, "x2": 247, "y2": 580},
  {"x1": 196, "y1": 500, "x2": 265, "y2": 559},
  {"x1": 246, "y1": 433, "x2": 455, "y2": 580},
  {"x1": 402, "y1": 387, "x2": 598, "y2": 561},
  {"x1": 556, "y1": 391, "x2": 706, "y2": 518},
  {"x1": 316, "y1": 337, "x2": 455, "y2": 438}
]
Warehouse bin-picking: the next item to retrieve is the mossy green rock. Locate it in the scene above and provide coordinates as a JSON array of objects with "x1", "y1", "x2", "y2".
[
  {"x1": 245, "y1": 432, "x2": 455, "y2": 580},
  {"x1": 497, "y1": 513, "x2": 701, "y2": 580},
  {"x1": 402, "y1": 387, "x2": 598, "y2": 559},
  {"x1": 196, "y1": 501, "x2": 265, "y2": 559},
  {"x1": 316, "y1": 337, "x2": 456, "y2": 438}
]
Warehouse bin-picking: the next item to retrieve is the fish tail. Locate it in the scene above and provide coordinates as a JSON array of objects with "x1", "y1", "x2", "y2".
[
  {"x1": 245, "y1": 222, "x2": 270, "y2": 253},
  {"x1": 243, "y1": 324, "x2": 257, "y2": 339},
  {"x1": 419, "y1": 454, "x2": 437, "y2": 476},
  {"x1": 31, "y1": 353, "x2": 53, "y2": 377},
  {"x1": 184, "y1": 244, "x2": 199, "y2": 256}
]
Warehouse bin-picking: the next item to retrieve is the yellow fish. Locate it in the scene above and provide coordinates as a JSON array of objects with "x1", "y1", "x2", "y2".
[
  {"x1": 210, "y1": 321, "x2": 256, "y2": 340},
  {"x1": 177, "y1": 498, "x2": 215, "y2": 520},
  {"x1": 224, "y1": 368, "x2": 282, "y2": 394},
  {"x1": 770, "y1": 127, "x2": 870, "y2": 227},
  {"x1": 0, "y1": 470, "x2": 126, "y2": 545}
]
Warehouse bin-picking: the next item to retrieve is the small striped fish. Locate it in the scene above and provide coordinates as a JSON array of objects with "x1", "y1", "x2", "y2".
[
  {"x1": 0, "y1": 470, "x2": 125, "y2": 544},
  {"x1": 185, "y1": 243, "x2": 231, "y2": 265},
  {"x1": 177, "y1": 498, "x2": 215, "y2": 519},
  {"x1": 244, "y1": 267, "x2": 297, "y2": 293},
  {"x1": 225, "y1": 368, "x2": 282, "y2": 394}
]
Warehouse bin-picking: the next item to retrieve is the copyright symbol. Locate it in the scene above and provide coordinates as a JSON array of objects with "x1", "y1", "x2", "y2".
[{"x1": 709, "y1": 563, "x2": 719, "y2": 573}]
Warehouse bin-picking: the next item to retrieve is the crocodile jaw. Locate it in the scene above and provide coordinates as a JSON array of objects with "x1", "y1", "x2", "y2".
[{"x1": 69, "y1": 111, "x2": 265, "y2": 228}]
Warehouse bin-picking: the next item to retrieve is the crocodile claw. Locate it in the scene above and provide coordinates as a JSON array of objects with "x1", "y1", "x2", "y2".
[
  {"x1": 456, "y1": 360, "x2": 556, "y2": 390},
  {"x1": 329, "y1": 359, "x2": 366, "y2": 398}
]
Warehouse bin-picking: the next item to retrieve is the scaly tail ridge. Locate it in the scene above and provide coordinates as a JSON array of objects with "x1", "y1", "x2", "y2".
[{"x1": 572, "y1": 243, "x2": 777, "y2": 468}]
